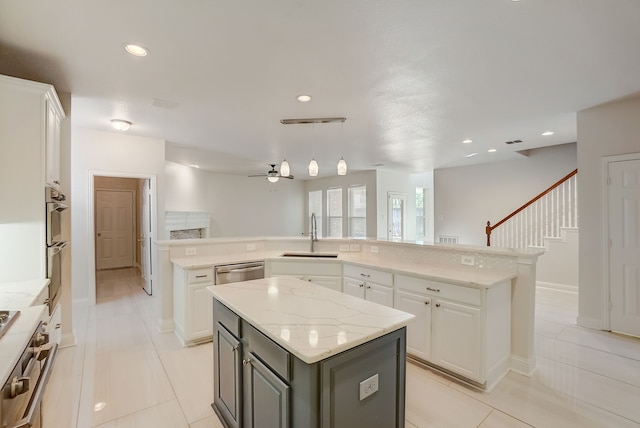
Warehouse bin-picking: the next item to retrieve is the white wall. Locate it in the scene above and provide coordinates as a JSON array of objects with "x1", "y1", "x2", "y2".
[
  {"x1": 433, "y1": 143, "x2": 577, "y2": 246},
  {"x1": 71, "y1": 129, "x2": 165, "y2": 304},
  {"x1": 576, "y1": 94, "x2": 640, "y2": 329},
  {"x1": 165, "y1": 162, "x2": 305, "y2": 237}
]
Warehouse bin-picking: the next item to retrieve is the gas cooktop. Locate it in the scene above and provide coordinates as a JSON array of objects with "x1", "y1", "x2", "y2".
[{"x1": 0, "y1": 310, "x2": 20, "y2": 340}]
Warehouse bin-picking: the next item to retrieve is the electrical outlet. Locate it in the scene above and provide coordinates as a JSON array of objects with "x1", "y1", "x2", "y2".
[
  {"x1": 339, "y1": 244, "x2": 350, "y2": 252},
  {"x1": 370, "y1": 246, "x2": 379, "y2": 254},
  {"x1": 246, "y1": 243, "x2": 256, "y2": 251},
  {"x1": 349, "y1": 244, "x2": 360, "y2": 252},
  {"x1": 461, "y1": 255, "x2": 475, "y2": 266},
  {"x1": 359, "y1": 374, "x2": 379, "y2": 401},
  {"x1": 185, "y1": 247, "x2": 197, "y2": 256}
]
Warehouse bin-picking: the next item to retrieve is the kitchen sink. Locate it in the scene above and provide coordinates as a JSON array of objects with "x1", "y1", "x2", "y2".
[{"x1": 280, "y1": 252, "x2": 339, "y2": 258}]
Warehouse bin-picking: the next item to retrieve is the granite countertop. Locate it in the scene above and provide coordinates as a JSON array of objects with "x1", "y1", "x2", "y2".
[
  {"x1": 0, "y1": 305, "x2": 47, "y2": 384},
  {"x1": 173, "y1": 251, "x2": 515, "y2": 288},
  {"x1": 208, "y1": 276, "x2": 415, "y2": 364},
  {"x1": 0, "y1": 279, "x2": 50, "y2": 309}
]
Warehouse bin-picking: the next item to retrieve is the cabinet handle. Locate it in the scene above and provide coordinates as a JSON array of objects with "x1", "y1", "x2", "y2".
[
  {"x1": 435, "y1": 303, "x2": 441, "y2": 307},
  {"x1": 360, "y1": 273, "x2": 371, "y2": 278},
  {"x1": 195, "y1": 275, "x2": 208, "y2": 278},
  {"x1": 242, "y1": 358, "x2": 252, "y2": 366},
  {"x1": 55, "y1": 324, "x2": 61, "y2": 329},
  {"x1": 424, "y1": 301, "x2": 430, "y2": 305},
  {"x1": 426, "y1": 287, "x2": 440, "y2": 293}
]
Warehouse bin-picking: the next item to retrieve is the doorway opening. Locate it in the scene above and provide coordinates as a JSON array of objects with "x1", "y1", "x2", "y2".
[
  {"x1": 387, "y1": 192, "x2": 407, "y2": 241},
  {"x1": 91, "y1": 173, "x2": 155, "y2": 303}
]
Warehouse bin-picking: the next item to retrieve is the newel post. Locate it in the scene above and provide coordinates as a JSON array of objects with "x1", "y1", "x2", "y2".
[{"x1": 486, "y1": 221, "x2": 492, "y2": 246}]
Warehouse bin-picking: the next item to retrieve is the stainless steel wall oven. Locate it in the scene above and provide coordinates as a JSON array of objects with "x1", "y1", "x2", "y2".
[{"x1": 45, "y1": 187, "x2": 68, "y2": 315}]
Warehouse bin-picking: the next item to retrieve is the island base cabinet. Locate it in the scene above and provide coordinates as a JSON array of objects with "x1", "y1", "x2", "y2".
[{"x1": 214, "y1": 324, "x2": 242, "y2": 428}]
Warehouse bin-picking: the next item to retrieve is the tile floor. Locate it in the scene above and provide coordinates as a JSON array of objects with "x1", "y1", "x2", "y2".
[{"x1": 43, "y1": 268, "x2": 640, "y2": 427}]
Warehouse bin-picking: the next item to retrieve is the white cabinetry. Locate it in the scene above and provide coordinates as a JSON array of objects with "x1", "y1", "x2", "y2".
[
  {"x1": 173, "y1": 266, "x2": 214, "y2": 345},
  {"x1": 0, "y1": 75, "x2": 65, "y2": 283},
  {"x1": 46, "y1": 303, "x2": 62, "y2": 345},
  {"x1": 45, "y1": 96, "x2": 63, "y2": 188},
  {"x1": 394, "y1": 274, "x2": 511, "y2": 388},
  {"x1": 343, "y1": 264, "x2": 394, "y2": 307},
  {"x1": 267, "y1": 259, "x2": 342, "y2": 292}
]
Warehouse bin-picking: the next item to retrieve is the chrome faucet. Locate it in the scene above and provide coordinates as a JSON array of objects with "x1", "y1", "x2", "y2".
[{"x1": 310, "y1": 212, "x2": 318, "y2": 252}]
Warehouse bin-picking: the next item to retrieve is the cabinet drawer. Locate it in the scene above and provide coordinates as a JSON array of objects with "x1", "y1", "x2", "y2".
[
  {"x1": 188, "y1": 268, "x2": 214, "y2": 284},
  {"x1": 245, "y1": 323, "x2": 291, "y2": 382},
  {"x1": 395, "y1": 274, "x2": 481, "y2": 306},
  {"x1": 343, "y1": 264, "x2": 393, "y2": 286},
  {"x1": 214, "y1": 300, "x2": 241, "y2": 337}
]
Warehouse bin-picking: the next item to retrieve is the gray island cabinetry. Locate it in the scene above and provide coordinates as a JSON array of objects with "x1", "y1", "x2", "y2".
[{"x1": 209, "y1": 277, "x2": 414, "y2": 428}]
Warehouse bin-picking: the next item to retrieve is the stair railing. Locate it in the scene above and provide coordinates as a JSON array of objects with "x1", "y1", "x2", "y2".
[{"x1": 486, "y1": 169, "x2": 578, "y2": 247}]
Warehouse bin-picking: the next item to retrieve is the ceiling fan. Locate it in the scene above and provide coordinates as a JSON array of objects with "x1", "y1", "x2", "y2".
[{"x1": 249, "y1": 164, "x2": 294, "y2": 182}]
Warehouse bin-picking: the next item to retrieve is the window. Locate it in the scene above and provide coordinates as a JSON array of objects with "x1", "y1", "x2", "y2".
[
  {"x1": 348, "y1": 185, "x2": 366, "y2": 238},
  {"x1": 327, "y1": 187, "x2": 343, "y2": 237},
  {"x1": 308, "y1": 190, "x2": 323, "y2": 237},
  {"x1": 416, "y1": 188, "x2": 426, "y2": 240}
]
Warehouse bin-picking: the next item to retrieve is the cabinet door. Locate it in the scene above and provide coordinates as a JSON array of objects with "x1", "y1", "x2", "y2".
[
  {"x1": 432, "y1": 299, "x2": 483, "y2": 382},
  {"x1": 45, "y1": 100, "x2": 61, "y2": 187},
  {"x1": 394, "y1": 291, "x2": 431, "y2": 360},
  {"x1": 343, "y1": 277, "x2": 365, "y2": 299},
  {"x1": 47, "y1": 303, "x2": 62, "y2": 346},
  {"x1": 214, "y1": 325, "x2": 242, "y2": 428},
  {"x1": 307, "y1": 275, "x2": 342, "y2": 292},
  {"x1": 245, "y1": 352, "x2": 290, "y2": 428},
  {"x1": 365, "y1": 282, "x2": 393, "y2": 307},
  {"x1": 189, "y1": 284, "x2": 213, "y2": 340}
]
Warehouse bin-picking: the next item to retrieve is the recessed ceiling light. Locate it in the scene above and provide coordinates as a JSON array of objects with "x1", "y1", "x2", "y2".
[
  {"x1": 462, "y1": 139, "x2": 473, "y2": 144},
  {"x1": 124, "y1": 44, "x2": 149, "y2": 57},
  {"x1": 466, "y1": 153, "x2": 478, "y2": 158},
  {"x1": 542, "y1": 131, "x2": 554, "y2": 136},
  {"x1": 110, "y1": 119, "x2": 131, "y2": 131},
  {"x1": 297, "y1": 95, "x2": 312, "y2": 103},
  {"x1": 488, "y1": 148, "x2": 497, "y2": 153}
]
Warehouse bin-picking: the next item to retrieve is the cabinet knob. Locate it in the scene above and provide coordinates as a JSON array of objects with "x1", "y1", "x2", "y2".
[
  {"x1": 435, "y1": 303, "x2": 441, "y2": 308},
  {"x1": 359, "y1": 283, "x2": 364, "y2": 288},
  {"x1": 242, "y1": 358, "x2": 252, "y2": 366},
  {"x1": 366, "y1": 285, "x2": 371, "y2": 289},
  {"x1": 425, "y1": 301, "x2": 430, "y2": 305}
]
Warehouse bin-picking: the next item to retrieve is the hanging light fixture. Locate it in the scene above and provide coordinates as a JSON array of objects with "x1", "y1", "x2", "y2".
[
  {"x1": 308, "y1": 159, "x2": 319, "y2": 176},
  {"x1": 280, "y1": 158, "x2": 290, "y2": 177},
  {"x1": 267, "y1": 176, "x2": 280, "y2": 183},
  {"x1": 337, "y1": 157, "x2": 347, "y2": 175}
]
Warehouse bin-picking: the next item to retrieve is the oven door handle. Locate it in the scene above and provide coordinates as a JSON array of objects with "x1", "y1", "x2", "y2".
[{"x1": 11, "y1": 343, "x2": 58, "y2": 428}]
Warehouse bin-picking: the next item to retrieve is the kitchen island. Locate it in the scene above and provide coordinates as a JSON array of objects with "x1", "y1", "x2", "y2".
[{"x1": 208, "y1": 276, "x2": 414, "y2": 428}]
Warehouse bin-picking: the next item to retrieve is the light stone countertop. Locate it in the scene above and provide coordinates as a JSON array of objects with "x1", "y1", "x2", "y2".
[
  {"x1": 0, "y1": 305, "x2": 47, "y2": 385},
  {"x1": 173, "y1": 251, "x2": 515, "y2": 288},
  {"x1": 208, "y1": 276, "x2": 415, "y2": 364},
  {"x1": 0, "y1": 279, "x2": 50, "y2": 310}
]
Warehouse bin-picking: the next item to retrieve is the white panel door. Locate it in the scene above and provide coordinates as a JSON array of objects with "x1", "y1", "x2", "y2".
[
  {"x1": 609, "y1": 159, "x2": 640, "y2": 337},
  {"x1": 96, "y1": 190, "x2": 134, "y2": 270},
  {"x1": 141, "y1": 179, "x2": 153, "y2": 295},
  {"x1": 387, "y1": 192, "x2": 406, "y2": 240}
]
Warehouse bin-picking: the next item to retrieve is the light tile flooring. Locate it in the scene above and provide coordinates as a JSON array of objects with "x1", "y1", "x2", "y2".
[{"x1": 43, "y1": 268, "x2": 640, "y2": 427}]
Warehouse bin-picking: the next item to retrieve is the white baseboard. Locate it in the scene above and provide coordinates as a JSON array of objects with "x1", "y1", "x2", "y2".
[
  {"x1": 576, "y1": 315, "x2": 604, "y2": 330},
  {"x1": 510, "y1": 355, "x2": 537, "y2": 377},
  {"x1": 536, "y1": 281, "x2": 578, "y2": 293},
  {"x1": 60, "y1": 332, "x2": 77, "y2": 348}
]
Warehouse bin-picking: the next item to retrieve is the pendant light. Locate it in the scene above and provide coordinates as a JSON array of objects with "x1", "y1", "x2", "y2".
[
  {"x1": 280, "y1": 159, "x2": 290, "y2": 177},
  {"x1": 337, "y1": 157, "x2": 347, "y2": 175},
  {"x1": 267, "y1": 176, "x2": 279, "y2": 183},
  {"x1": 308, "y1": 159, "x2": 319, "y2": 176}
]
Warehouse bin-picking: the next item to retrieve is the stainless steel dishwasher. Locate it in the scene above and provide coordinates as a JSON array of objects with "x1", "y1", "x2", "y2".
[{"x1": 214, "y1": 261, "x2": 265, "y2": 284}]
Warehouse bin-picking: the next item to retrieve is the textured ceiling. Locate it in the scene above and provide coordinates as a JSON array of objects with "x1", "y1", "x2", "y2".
[{"x1": 1, "y1": 0, "x2": 639, "y2": 178}]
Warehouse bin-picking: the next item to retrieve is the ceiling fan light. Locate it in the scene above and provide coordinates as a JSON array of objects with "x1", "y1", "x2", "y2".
[
  {"x1": 337, "y1": 157, "x2": 347, "y2": 175},
  {"x1": 280, "y1": 159, "x2": 290, "y2": 177},
  {"x1": 308, "y1": 159, "x2": 319, "y2": 177},
  {"x1": 267, "y1": 176, "x2": 279, "y2": 183}
]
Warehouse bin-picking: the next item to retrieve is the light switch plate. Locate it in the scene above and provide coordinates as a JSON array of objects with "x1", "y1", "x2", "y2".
[
  {"x1": 370, "y1": 246, "x2": 379, "y2": 254},
  {"x1": 359, "y1": 373, "x2": 379, "y2": 401},
  {"x1": 339, "y1": 244, "x2": 350, "y2": 252},
  {"x1": 461, "y1": 255, "x2": 475, "y2": 266},
  {"x1": 185, "y1": 247, "x2": 197, "y2": 256},
  {"x1": 246, "y1": 243, "x2": 256, "y2": 251}
]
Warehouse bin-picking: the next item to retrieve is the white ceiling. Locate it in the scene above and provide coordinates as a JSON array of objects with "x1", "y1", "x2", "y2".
[{"x1": 1, "y1": 0, "x2": 639, "y2": 178}]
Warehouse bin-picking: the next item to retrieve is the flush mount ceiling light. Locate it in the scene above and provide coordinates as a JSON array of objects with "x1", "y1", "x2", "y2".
[
  {"x1": 542, "y1": 131, "x2": 554, "y2": 136},
  {"x1": 124, "y1": 44, "x2": 149, "y2": 57},
  {"x1": 488, "y1": 148, "x2": 497, "y2": 153},
  {"x1": 110, "y1": 119, "x2": 132, "y2": 131},
  {"x1": 462, "y1": 139, "x2": 473, "y2": 144},
  {"x1": 297, "y1": 95, "x2": 312, "y2": 103}
]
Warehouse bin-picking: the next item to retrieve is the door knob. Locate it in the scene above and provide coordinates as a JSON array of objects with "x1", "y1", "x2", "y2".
[{"x1": 97, "y1": 232, "x2": 102, "y2": 237}]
